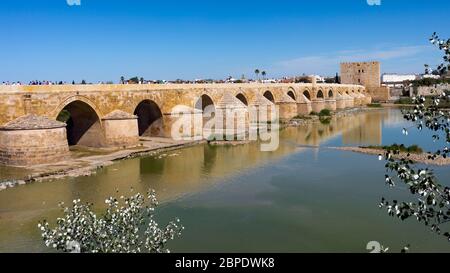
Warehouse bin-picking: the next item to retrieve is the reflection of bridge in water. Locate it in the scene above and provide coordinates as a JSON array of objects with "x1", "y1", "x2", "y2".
[
  {"x1": 281, "y1": 110, "x2": 386, "y2": 147},
  {"x1": 103, "y1": 110, "x2": 386, "y2": 202}
]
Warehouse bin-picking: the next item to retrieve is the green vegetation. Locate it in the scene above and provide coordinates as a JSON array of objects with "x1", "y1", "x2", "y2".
[
  {"x1": 394, "y1": 97, "x2": 414, "y2": 105},
  {"x1": 319, "y1": 117, "x2": 331, "y2": 125},
  {"x1": 367, "y1": 103, "x2": 382, "y2": 108},
  {"x1": 411, "y1": 77, "x2": 450, "y2": 87},
  {"x1": 292, "y1": 115, "x2": 312, "y2": 120},
  {"x1": 38, "y1": 189, "x2": 183, "y2": 253},
  {"x1": 319, "y1": 109, "x2": 331, "y2": 116},
  {"x1": 56, "y1": 110, "x2": 71, "y2": 123},
  {"x1": 364, "y1": 143, "x2": 423, "y2": 154},
  {"x1": 295, "y1": 76, "x2": 312, "y2": 83},
  {"x1": 378, "y1": 33, "x2": 450, "y2": 246},
  {"x1": 310, "y1": 109, "x2": 332, "y2": 117},
  {"x1": 395, "y1": 95, "x2": 450, "y2": 108}
]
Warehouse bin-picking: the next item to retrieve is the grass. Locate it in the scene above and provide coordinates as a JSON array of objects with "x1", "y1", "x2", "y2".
[{"x1": 363, "y1": 143, "x2": 423, "y2": 154}]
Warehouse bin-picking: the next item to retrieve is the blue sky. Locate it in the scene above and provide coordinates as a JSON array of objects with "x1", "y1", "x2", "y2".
[{"x1": 0, "y1": 0, "x2": 448, "y2": 82}]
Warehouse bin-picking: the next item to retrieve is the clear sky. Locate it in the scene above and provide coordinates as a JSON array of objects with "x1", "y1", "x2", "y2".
[{"x1": 0, "y1": 0, "x2": 448, "y2": 82}]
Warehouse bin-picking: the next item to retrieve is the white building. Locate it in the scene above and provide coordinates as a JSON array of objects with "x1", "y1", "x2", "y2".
[
  {"x1": 382, "y1": 74, "x2": 418, "y2": 85},
  {"x1": 421, "y1": 74, "x2": 440, "y2": 79},
  {"x1": 309, "y1": 75, "x2": 325, "y2": 83}
]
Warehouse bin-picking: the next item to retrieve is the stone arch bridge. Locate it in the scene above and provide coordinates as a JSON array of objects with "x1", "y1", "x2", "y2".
[{"x1": 0, "y1": 83, "x2": 371, "y2": 166}]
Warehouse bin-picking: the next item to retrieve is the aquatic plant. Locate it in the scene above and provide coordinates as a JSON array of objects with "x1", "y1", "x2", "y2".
[{"x1": 38, "y1": 189, "x2": 183, "y2": 253}]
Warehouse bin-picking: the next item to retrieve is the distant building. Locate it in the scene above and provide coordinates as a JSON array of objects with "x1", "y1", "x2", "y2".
[
  {"x1": 382, "y1": 74, "x2": 418, "y2": 87},
  {"x1": 340, "y1": 61, "x2": 390, "y2": 101},
  {"x1": 309, "y1": 75, "x2": 325, "y2": 83},
  {"x1": 421, "y1": 74, "x2": 440, "y2": 79},
  {"x1": 340, "y1": 61, "x2": 381, "y2": 88}
]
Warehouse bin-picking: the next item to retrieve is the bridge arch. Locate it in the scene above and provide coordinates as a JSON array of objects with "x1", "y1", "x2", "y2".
[
  {"x1": 263, "y1": 91, "x2": 275, "y2": 103},
  {"x1": 134, "y1": 100, "x2": 164, "y2": 137},
  {"x1": 328, "y1": 89, "x2": 334, "y2": 98},
  {"x1": 317, "y1": 90, "x2": 324, "y2": 99},
  {"x1": 236, "y1": 93, "x2": 248, "y2": 106},
  {"x1": 287, "y1": 90, "x2": 296, "y2": 101},
  {"x1": 303, "y1": 90, "x2": 311, "y2": 100},
  {"x1": 56, "y1": 99, "x2": 103, "y2": 147},
  {"x1": 195, "y1": 94, "x2": 215, "y2": 111}
]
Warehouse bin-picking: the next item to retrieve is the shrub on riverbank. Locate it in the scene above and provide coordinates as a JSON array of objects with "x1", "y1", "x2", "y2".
[
  {"x1": 367, "y1": 103, "x2": 382, "y2": 108},
  {"x1": 310, "y1": 109, "x2": 332, "y2": 117},
  {"x1": 395, "y1": 96, "x2": 450, "y2": 108},
  {"x1": 363, "y1": 143, "x2": 423, "y2": 154},
  {"x1": 38, "y1": 189, "x2": 183, "y2": 253}
]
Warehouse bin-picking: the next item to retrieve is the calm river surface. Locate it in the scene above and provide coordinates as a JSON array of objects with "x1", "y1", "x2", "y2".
[{"x1": 1, "y1": 108, "x2": 449, "y2": 253}]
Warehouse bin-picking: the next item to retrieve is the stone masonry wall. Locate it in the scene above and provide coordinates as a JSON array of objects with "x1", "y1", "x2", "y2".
[{"x1": 0, "y1": 128, "x2": 69, "y2": 166}]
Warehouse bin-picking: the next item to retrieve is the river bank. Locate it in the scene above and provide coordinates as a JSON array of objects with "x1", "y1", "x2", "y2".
[
  {"x1": 331, "y1": 146, "x2": 450, "y2": 166},
  {"x1": 0, "y1": 137, "x2": 205, "y2": 191}
]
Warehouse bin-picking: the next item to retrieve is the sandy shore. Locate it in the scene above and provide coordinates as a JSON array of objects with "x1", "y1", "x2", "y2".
[{"x1": 331, "y1": 146, "x2": 450, "y2": 166}]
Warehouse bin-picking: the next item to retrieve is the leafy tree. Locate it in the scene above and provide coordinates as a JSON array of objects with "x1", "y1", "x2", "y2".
[
  {"x1": 379, "y1": 33, "x2": 450, "y2": 242},
  {"x1": 335, "y1": 73, "x2": 340, "y2": 84},
  {"x1": 129, "y1": 77, "x2": 139, "y2": 84},
  {"x1": 426, "y1": 32, "x2": 449, "y2": 76},
  {"x1": 295, "y1": 76, "x2": 312, "y2": 83},
  {"x1": 120, "y1": 76, "x2": 125, "y2": 84},
  {"x1": 38, "y1": 189, "x2": 184, "y2": 253}
]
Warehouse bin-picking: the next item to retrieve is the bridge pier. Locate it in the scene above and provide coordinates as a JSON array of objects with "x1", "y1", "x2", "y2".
[
  {"x1": 362, "y1": 94, "x2": 372, "y2": 105},
  {"x1": 164, "y1": 106, "x2": 203, "y2": 140},
  {"x1": 214, "y1": 93, "x2": 249, "y2": 140},
  {"x1": 353, "y1": 94, "x2": 363, "y2": 106},
  {"x1": 101, "y1": 110, "x2": 140, "y2": 148},
  {"x1": 324, "y1": 99, "x2": 337, "y2": 111},
  {"x1": 251, "y1": 94, "x2": 276, "y2": 124},
  {"x1": 276, "y1": 94, "x2": 298, "y2": 120},
  {"x1": 311, "y1": 99, "x2": 326, "y2": 113},
  {"x1": 335, "y1": 94, "x2": 346, "y2": 110},
  {"x1": 297, "y1": 94, "x2": 312, "y2": 115},
  {"x1": 0, "y1": 115, "x2": 69, "y2": 166},
  {"x1": 343, "y1": 94, "x2": 355, "y2": 108}
]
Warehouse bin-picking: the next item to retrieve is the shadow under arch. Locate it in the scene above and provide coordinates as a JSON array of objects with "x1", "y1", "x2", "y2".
[
  {"x1": 195, "y1": 94, "x2": 215, "y2": 111},
  {"x1": 134, "y1": 100, "x2": 164, "y2": 137},
  {"x1": 317, "y1": 90, "x2": 324, "y2": 99},
  {"x1": 263, "y1": 91, "x2": 275, "y2": 103},
  {"x1": 303, "y1": 90, "x2": 311, "y2": 100},
  {"x1": 328, "y1": 90, "x2": 334, "y2": 98},
  {"x1": 287, "y1": 90, "x2": 296, "y2": 101},
  {"x1": 56, "y1": 100, "x2": 102, "y2": 147},
  {"x1": 236, "y1": 93, "x2": 248, "y2": 106}
]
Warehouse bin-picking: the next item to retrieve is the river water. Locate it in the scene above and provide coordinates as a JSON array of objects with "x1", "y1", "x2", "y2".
[{"x1": 0, "y1": 108, "x2": 449, "y2": 253}]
